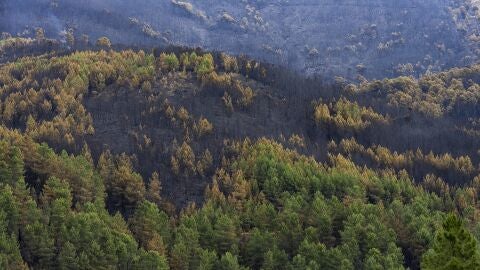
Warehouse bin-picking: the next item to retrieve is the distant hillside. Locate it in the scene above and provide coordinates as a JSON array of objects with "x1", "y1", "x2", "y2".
[{"x1": 2, "y1": 0, "x2": 480, "y2": 80}]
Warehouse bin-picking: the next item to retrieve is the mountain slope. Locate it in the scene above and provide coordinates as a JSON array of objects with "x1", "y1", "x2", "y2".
[
  {"x1": 1, "y1": 41, "x2": 480, "y2": 268},
  {"x1": 2, "y1": 0, "x2": 480, "y2": 79}
]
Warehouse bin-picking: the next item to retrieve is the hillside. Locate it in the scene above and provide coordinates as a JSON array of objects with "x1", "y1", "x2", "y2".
[
  {"x1": 2, "y1": 0, "x2": 480, "y2": 79},
  {"x1": 0, "y1": 41, "x2": 480, "y2": 269}
]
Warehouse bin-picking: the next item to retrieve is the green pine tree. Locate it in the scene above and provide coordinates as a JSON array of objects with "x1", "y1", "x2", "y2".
[
  {"x1": 422, "y1": 213, "x2": 480, "y2": 270},
  {"x1": 217, "y1": 252, "x2": 247, "y2": 270}
]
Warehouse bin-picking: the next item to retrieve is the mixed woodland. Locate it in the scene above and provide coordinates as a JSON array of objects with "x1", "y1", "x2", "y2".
[{"x1": 0, "y1": 35, "x2": 480, "y2": 269}]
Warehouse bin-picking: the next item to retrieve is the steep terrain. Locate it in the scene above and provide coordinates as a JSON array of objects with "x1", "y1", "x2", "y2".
[
  {"x1": 1, "y1": 46, "x2": 480, "y2": 269},
  {"x1": 3, "y1": 1, "x2": 480, "y2": 268},
  {"x1": 2, "y1": 0, "x2": 480, "y2": 79}
]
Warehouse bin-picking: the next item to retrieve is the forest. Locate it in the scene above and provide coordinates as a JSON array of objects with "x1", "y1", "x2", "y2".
[{"x1": 0, "y1": 35, "x2": 480, "y2": 269}]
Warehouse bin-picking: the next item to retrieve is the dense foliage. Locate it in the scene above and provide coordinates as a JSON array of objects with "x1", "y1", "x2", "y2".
[
  {"x1": 1, "y1": 44, "x2": 480, "y2": 269},
  {"x1": 1, "y1": 134, "x2": 480, "y2": 269}
]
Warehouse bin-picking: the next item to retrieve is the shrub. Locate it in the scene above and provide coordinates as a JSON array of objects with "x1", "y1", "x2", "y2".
[{"x1": 96, "y1": 37, "x2": 112, "y2": 48}]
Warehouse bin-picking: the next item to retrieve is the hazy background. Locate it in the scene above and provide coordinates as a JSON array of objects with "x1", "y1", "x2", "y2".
[{"x1": 2, "y1": 0, "x2": 480, "y2": 79}]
